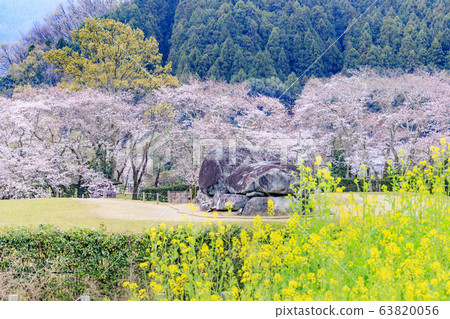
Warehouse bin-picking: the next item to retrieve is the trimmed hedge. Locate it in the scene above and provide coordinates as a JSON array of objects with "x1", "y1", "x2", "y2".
[
  {"x1": 0, "y1": 225, "x2": 149, "y2": 300},
  {"x1": 139, "y1": 184, "x2": 192, "y2": 202},
  {"x1": 139, "y1": 180, "x2": 395, "y2": 200},
  {"x1": 0, "y1": 223, "x2": 245, "y2": 301}
]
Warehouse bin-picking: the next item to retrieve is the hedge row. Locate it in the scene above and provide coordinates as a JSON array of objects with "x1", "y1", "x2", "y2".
[
  {"x1": 139, "y1": 184, "x2": 192, "y2": 202},
  {"x1": 0, "y1": 224, "x2": 244, "y2": 300},
  {"x1": 139, "y1": 179, "x2": 405, "y2": 200},
  {"x1": 0, "y1": 226, "x2": 149, "y2": 300}
]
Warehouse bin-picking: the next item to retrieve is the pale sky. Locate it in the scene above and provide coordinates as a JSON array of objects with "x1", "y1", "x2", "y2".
[{"x1": 0, "y1": 0, "x2": 65, "y2": 43}]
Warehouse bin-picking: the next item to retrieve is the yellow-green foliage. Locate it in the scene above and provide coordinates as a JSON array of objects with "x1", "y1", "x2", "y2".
[
  {"x1": 44, "y1": 18, "x2": 179, "y2": 92},
  {"x1": 9, "y1": 49, "x2": 45, "y2": 86},
  {"x1": 125, "y1": 140, "x2": 450, "y2": 301}
]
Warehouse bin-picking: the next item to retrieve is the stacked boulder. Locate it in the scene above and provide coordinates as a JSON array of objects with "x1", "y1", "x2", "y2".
[{"x1": 197, "y1": 146, "x2": 300, "y2": 216}]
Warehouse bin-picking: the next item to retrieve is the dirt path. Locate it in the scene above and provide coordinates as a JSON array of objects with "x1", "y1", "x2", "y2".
[
  {"x1": 1, "y1": 193, "x2": 416, "y2": 232},
  {"x1": 79, "y1": 193, "x2": 395, "y2": 223}
]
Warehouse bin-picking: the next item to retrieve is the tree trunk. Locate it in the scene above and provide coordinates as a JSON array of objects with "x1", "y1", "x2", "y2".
[
  {"x1": 132, "y1": 184, "x2": 139, "y2": 200},
  {"x1": 154, "y1": 165, "x2": 161, "y2": 188},
  {"x1": 131, "y1": 141, "x2": 151, "y2": 200},
  {"x1": 76, "y1": 176, "x2": 83, "y2": 198}
]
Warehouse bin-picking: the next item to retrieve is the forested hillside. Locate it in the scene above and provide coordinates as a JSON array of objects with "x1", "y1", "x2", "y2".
[
  {"x1": 110, "y1": 0, "x2": 450, "y2": 83},
  {"x1": 1, "y1": 0, "x2": 450, "y2": 100},
  {"x1": 109, "y1": 0, "x2": 179, "y2": 63}
]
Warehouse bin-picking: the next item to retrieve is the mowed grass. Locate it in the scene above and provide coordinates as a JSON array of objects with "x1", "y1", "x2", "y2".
[
  {"x1": 0, "y1": 198, "x2": 257, "y2": 232},
  {"x1": 0, "y1": 198, "x2": 170, "y2": 232},
  {"x1": 0, "y1": 193, "x2": 390, "y2": 233}
]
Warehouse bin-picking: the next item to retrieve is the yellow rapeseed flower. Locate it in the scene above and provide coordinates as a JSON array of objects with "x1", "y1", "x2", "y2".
[
  {"x1": 315, "y1": 155, "x2": 322, "y2": 166},
  {"x1": 139, "y1": 262, "x2": 149, "y2": 269},
  {"x1": 267, "y1": 199, "x2": 275, "y2": 216}
]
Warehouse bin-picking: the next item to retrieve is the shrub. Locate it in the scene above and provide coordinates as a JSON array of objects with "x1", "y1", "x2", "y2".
[
  {"x1": 139, "y1": 184, "x2": 191, "y2": 202},
  {"x1": 0, "y1": 226, "x2": 150, "y2": 300}
]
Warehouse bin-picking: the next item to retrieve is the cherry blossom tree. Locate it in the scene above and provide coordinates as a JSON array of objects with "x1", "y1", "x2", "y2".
[
  {"x1": 0, "y1": 90, "x2": 96, "y2": 198},
  {"x1": 0, "y1": 87, "x2": 172, "y2": 199},
  {"x1": 151, "y1": 78, "x2": 293, "y2": 186},
  {"x1": 293, "y1": 69, "x2": 450, "y2": 178},
  {"x1": 124, "y1": 99, "x2": 174, "y2": 199},
  {"x1": 2, "y1": 70, "x2": 447, "y2": 198}
]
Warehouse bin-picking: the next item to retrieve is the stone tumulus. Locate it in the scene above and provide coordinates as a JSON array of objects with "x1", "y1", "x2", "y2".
[{"x1": 197, "y1": 146, "x2": 302, "y2": 216}]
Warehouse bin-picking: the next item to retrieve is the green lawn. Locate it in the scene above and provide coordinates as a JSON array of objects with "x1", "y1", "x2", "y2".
[
  {"x1": 0, "y1": 198, "x2": 256, "y2": 232},
  {"x1": 0, "y1": 193, "x2": 393, "y2": 233},
  {"x1": 0, "y1": 198, "x2": 169, "y2": 232}
]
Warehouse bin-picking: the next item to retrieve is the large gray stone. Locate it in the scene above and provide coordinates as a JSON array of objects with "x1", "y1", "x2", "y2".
[
  {"x1": 226, "y1": 161, "x2": 297, "y2": 195},
  {"x1": 246, "y1": 191, "x2": 265, "y2": 198},
  {"x1": 194, "y1": 190, "x2": 213, "y2": 204},
  {"x1": 200, "y1": 200, "x2": 212, "y2": 212},
  {"x1": 211, "y1": 193, "x2": 249, "y2": 211},
  {"x1": 198, "y1": 146, "x2": 277, "y2": 195},
  {"x1": 241, "y1": 196, "x2": 295, "y2": 216}
]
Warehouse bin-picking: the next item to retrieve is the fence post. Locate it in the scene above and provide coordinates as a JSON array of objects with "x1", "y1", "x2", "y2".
[
  {"x1": 156, "y1": 193, "x2": 159, "y2": 204},
  {"x1": 82, "y1": 194, "x2": 84, "y2": 199},
  {"x1": 8, "y1": 294, "x2": 18, "y2": 301},
  {"x1": 103, "y1": 190, "x2": 106, "y2": 198},
  {"x1": 143, "y1": 192, "x2": 145, "y2": 202},
  {"x1": 80, "y1": 295, "x2": 90, "y2": 301}
]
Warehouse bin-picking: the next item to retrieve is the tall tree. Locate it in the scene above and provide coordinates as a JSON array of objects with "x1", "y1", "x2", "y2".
[
  {"x1": 430, "y1": 38, "x2": 445, "y2": 69},
  {"x1": 398, "y1": 35, "x2": 416, "y2": 69},
  {"x1": 266, "y1": 27, "x2": 281, "y2": 62},
  {"x1": 45, "y1": 18, "x2": 178, "y2": 93},
  {"x1": 250, "y1": 50, "x2": 277, "y2": 79}
]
